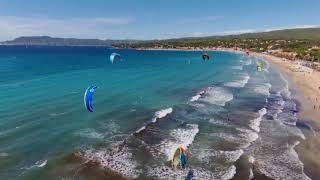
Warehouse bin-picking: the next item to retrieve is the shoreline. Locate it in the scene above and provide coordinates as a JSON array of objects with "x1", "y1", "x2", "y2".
[
  {"x1": 139, "y1": 47, "x2": 319, "y2": 128},
  {"x1": 138, "y1": 47, "x2": 320, "y2": 178},
  {"x1": 253, "y1": 52, "x2": 320, "y2": 179}
]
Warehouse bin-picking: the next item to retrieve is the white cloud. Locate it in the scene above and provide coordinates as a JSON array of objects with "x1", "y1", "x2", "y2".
[
  {"x1": 0, "y1": 16, "x2": 133, "y2": 41},
  {"x1": 264, "y1": 25, "x2": 320, "y2": 32},
  {"x1": 219, "y1": 29, "x2": 258, "y2": 35}
]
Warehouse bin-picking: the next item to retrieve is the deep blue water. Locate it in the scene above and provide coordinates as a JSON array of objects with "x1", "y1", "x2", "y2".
[{"x1": 0, "y1": 46, "x2": 309, "y2": 179}]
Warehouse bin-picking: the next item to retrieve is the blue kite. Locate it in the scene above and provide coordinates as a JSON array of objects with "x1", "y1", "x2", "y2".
[
  {"x1": 84, "y1": 85, "x2": 97, "y2": 112},
  {"x1": 110, "y1": 53, "x2": 121, "y2": 64}
]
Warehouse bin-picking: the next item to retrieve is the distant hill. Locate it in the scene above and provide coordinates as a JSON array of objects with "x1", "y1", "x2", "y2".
[
  {"x1": 1, "y1": 28, "x2": 320, "y2": 47},
  {"x1": 1, "y1": 36, "x2": 140, "y2": 46},
  {"x1": 161, "y1": 28, "x2": 320, "y2": 42},
  {"x1": 221, "y1": 28, "x2": 320, "y2": 40}
]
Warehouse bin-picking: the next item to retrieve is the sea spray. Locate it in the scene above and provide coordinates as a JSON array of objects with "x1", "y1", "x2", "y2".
[
  {"x1": 200, "y1": 87, "x2": 233, "y2": 106},
  {"x1": 152, "y1": 107, "x2": 173, "y2": 123}
]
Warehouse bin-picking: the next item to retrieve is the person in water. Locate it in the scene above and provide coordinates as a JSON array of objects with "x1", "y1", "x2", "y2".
[{"x1": 181, "y1": 151, "x2": 187, "y2": 168}]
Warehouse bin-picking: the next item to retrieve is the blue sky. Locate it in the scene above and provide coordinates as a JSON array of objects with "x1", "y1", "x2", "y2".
[{"x1": 0, "y1": 0, "x2": 319, "y2": 40}]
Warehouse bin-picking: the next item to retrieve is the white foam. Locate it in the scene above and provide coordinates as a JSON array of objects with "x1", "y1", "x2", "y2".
[
  {"x1": 22, "y1": 159, "x2": 48, "y2": 170},
  {"x1": 248, "y1": 155, "x2": 255, "y2": 164},
  {"x1": 211, "y1": 129, "x2": 258, "y2": 149},
  {"x1": 36, "y1": 160, "x2": 47, "y2": 167},
  {"x1": 74, "y1": 128, "x2": 105, "y2": 139},
  {"x1": 198, "y1": 149, "x2": 244, "y2": 164},
  {"x1": 135, "y1": 126, "x2": 146, "y2": 133},
  {"x1": 49, "y1": 111, "x2": 68, "y2": 117},
  {"x1": 190, "y1": 94, "x2": 201, "y2": 102},
  {"x1": 158, "y1": 124, "x2": 199, "y2": 160},
  {"x1": 222, "y1": 165, "x2": 237, "y2": 180},
  {"x1": 0, "y1": 152, "x2": 8, "y2": 157},
  {"x1": 279, "y1": 73, "x2": 291, "y2": 97},
  {"x1": 231, "y1": 65, "x2": 243, "y2": 70},
  {"x1": 147, "y1": 165, "x2": 236, "y2": 180},
  {"x1": 249, "y1": 108, "x2": 267, "y2": 132},
  {"x1": 209, "y1": 118, "x2": 232, "y2": 127},
  {"x1": 201, "y1": 87, "x2": 233, "y2": 106},
  {"x1": 84, "y1": 146, "x2": 141, "y2": 179},
  {"x1": 249, "y1": 168, "x2": 254, "y2": 180},
  {"x1": 190, "y1": 91, "x2": 205, "y2": 102},
  {"x1": 224, "y1": 74, "x2": 250, "y2": 88},
  {"x1": 254, "y1": 83, "x2": 272, "y2": 96},
  {"x1": 152, "y1": 107, "x2": 173, "y2": 123},
  {"x1": 243, "y1": 59, "x2": 252, "y2": 66},
  {"x1": 237, "y1": 128, "x2": 259, "y2": 147}
]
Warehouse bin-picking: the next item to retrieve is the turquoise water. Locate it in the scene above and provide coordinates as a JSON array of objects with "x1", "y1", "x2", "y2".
[{"x1": 0, "y1": 46, "x2": 309, "y2": 179}]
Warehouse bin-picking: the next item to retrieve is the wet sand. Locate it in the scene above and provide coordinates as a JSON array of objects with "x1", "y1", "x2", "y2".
[{"x1": 254, "y1": 53, "x2": 320, "y2": 179}]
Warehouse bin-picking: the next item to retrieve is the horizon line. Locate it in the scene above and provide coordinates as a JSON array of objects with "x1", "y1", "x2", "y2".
[{"x1": 2, "y1": 26, "x2": 320, "y2": 42}]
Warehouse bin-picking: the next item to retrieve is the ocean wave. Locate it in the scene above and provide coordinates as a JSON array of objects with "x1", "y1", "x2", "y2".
[
  {"x1": 135, "y1": 126, "x2": 146, "y2": 133},
  {"x1": 22, "y1": 159, "x2": 48, "y2": 170},
  {"x1": 0, "y1": 152, "x2": 8, "y2": 157},
  {"x1": 279, "y1": 73, "x2": 291, "y2": 98},
  {"x1": 200, "y1": 87, "x2": 233, "y2": 106},
  {"x1": 152, "y1": 107, "x2": 173, "y2": 123},
  {"x1": 254, "y1": 83, "x2": 272, "y2": 96},
  {"x1": 249, "y1": 108, "x2": 267, "y2": 132},
  {"x1": 249, "y1": 99, "x2": 310, "y2": 180},
  {"x1": 224, "y1": 73, "x2": 250, "y2": 88},
  {"x1": 211, "y1": 127, "x2": 259, "y2": 149},
  {"x1": 134, "y1": 107, "x2": 173, "y2": 134},
  {"x1": 147, "y1": 165, "x2": 236, "y2": 180},
  {"x1": 208, "y1": 118, "x2": 231, "y2": 127},
  {"x1": 36, "y1": 160, "x2": 47, "y2": 167},
  {"x1": 263, "y1": 59, "x2": 270, "y2": 72},
  {"x1": 190, "y1": 94, "x2": 201, "y2": 102},
  {"x1": 231, "y1": 65, "x2": 243, "y2": 70},
  {"x1": 242, "y1": 58, "x2": 252, "y2": 66},
  {"x1": 84, "y1": 145, "x2": 141, "y2": 179},
  {"x1": 49, "y1": 111, "x2": 68, "y2": 117},
  {"x1": 158, "y1": 124, "x2": 199, "y2": 161},
  {"x1": 236, "y1": 128, "x2": 259, "y2": 148},
  {"x1": 197, "y1": 149, "x2": 244, "y2": 164},
  {"x1": 74, "y1": 128, "x2": 105, "y2": 139},
  {"x1": 190, "y1": 91, "x2": 205, "y2": 102},
  {"x1": 254, "y1": 141, "x2": 311, "y2": 180}
]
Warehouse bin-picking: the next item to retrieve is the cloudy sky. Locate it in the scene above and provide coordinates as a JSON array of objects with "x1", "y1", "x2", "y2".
[{"x1": 0, "y1": 0, "x2": 319, "y2": 41}]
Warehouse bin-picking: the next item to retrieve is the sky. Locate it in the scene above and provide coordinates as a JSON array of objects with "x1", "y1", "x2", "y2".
[{"x1": 0, "y1": 0, "x2": 319, "y2": 41}]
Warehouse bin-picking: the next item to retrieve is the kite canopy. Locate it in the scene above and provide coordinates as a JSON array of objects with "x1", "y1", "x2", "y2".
[
  {"x1": 172, "y1": 146, "x2": 190, "y2": 169},
  {"x1": 256, "y1": 61, "x2": 264, "y2": 72},
  {"x1": 110, "y1": 53, "x2": 121, "y2": 64},
  {"x1": 202, "y1": 53, "x2": 210, "y2": 61},
  {"x1": 84, "y1": 85, "x2": 97, "y2": 112}
]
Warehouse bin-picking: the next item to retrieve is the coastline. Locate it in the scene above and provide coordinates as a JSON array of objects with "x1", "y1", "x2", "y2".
[
  {"x1": 138, "y1": 47, "x2": 320, "y2": 178},
  {"x1": 253, "y1": 52, "x2": 320, "y2": 179},
  {"x1": 139, "y1": 47, "x2": 319, "y2": 128}
]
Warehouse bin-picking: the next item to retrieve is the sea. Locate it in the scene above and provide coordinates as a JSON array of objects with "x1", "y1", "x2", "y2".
[{"x1": 0, "y1": 46, "x2": 310, "y2": 179}]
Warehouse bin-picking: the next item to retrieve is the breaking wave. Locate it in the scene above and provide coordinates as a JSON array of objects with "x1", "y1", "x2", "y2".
[
  {"x1": 84, "y1": 144, "x2": 141, "y2": 179},
  {"x1": 224, "y1": 73, "x2": 250, "y2": 88},
  {"x1": 249, "y1": 108, "x2": 267, "y2": 132},
  {"x1": 152, "y1": 107, "x2": 173, "y2": 123},
  {"x1": 254, "y1": 83, "x2": 272, "y2": 96},
  {"x1": 200, "y1": 87, "x2": 233, "y2": 106},
  {"x1": 158, "y1": 124, "x2": 199, "y2": 161}
]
